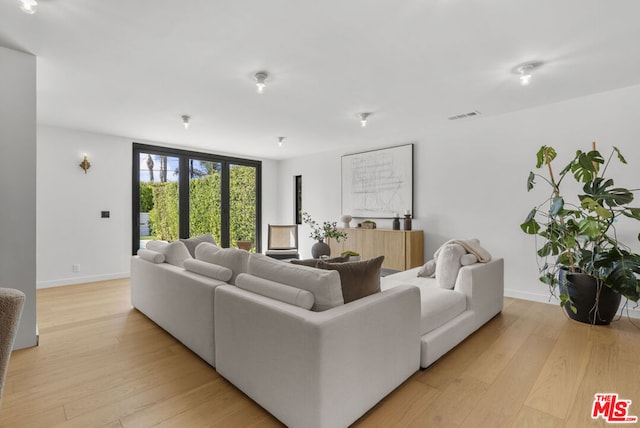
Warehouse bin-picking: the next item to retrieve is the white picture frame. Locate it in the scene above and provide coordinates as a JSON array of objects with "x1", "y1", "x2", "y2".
[{"x1": 341, "y1": 144, "x2": 413, "y2": 219}]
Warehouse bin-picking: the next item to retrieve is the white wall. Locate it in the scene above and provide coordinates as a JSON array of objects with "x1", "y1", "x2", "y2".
[
  {"x1": 0, "y1": 46, "x2": 38, "y2": 349},
  {"x1": 277, "y1": 84, "x2": 640, "y2": 316},
  {"x1": 37, "y1": 125, "x2": 279, "y2": 287}
]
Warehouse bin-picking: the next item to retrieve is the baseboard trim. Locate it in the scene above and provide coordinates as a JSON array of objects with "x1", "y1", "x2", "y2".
[
  {"x1": 505, "y1": 287, "x2": 640, "y2": 320},
  {"x1": 37, "y1": 272, "x2": 130, "y2": 289}
]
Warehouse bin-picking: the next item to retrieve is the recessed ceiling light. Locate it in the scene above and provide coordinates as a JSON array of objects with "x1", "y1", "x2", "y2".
[
  {"x1": 513, "y1": 61, "x2": 544, "y2": 86},
  {"x1": 255, "y1": 72, "x2": 268, "y2": 94},
  {"x1": 181, "y1": 115, "x2": 190, "y2": 129},
  {"x1": 359, "y1": 112, "x2": 371, "y2": 127},
  {"x1": 20, "y1": 0, "x2": 38, "y2": 14},
  {"x1": 277, "y1": 136, "x2": 285, "y2": 148}
]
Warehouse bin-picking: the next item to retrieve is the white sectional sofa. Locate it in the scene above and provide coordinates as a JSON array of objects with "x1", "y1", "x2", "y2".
[
  {"x1": 382, "y1": 258, "x2": 504, "y2": 367},
  {"x1": 130, "y1": 255, "x2": 226, "y2": 366},
  {"x1": 130, "y1": 240, "x2": 504, "y2": 428}
]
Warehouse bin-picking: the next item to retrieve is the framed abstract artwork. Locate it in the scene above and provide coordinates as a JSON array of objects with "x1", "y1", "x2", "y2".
[{"x1": 341, "y1": 144, "x2": 413, "y2": 219}]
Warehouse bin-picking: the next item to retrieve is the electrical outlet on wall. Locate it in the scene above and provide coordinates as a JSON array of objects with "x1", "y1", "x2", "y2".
[{"x1": 72, "y1": 264, "x2": 80, "y2": 273}]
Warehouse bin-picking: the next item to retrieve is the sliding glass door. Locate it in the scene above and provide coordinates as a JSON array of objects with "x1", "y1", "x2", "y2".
[
  {"x1": 133, "y1": 144, "x2": 261, "y2": 253},
  {"x1": 137, "y1": 153, "x2": 180, "y2": 248}
]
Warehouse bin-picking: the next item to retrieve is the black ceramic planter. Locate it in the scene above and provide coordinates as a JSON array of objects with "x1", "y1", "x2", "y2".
[
  {"x1": 311, "y1": 241, "x2": 331, "y2": 259},
  {"x1": 560, "y1": 272, "x2": 621, "y2": 325}
]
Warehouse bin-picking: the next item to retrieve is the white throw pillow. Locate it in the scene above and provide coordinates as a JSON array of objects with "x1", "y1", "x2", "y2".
[
  {"x1": 137, "y1": 249, "x2": 165, "y2": 264},
  {"x1": 183, "y1": 258, "x2": 232, "y2": 282},
  {"x1": 247, "y1": 253, "x2": 343, "y2": 311},
  {"x1": 417, "y1": 259, "x2": 436, "y2": 278},
  {"x1": 144, "y1": 240, "x2": 168, "y2": 252},
  {"x1": 460, "y1": 253, "x2": 478, "y2": 266},
  {"x1": 435, "y1": 243, "x2": 466, "y2": 289},
  {"x1": 162, "y1": 241, "x2": 192, "y2": 268},
  {"x1": 143, "y1": 240, "x2": 191, "y2": 267},
  {"x1": 235, "y1": 273, "x2": 314, "y2": 310},
  {"x1": 195, "y1": 242, "x2": 249, "y2": 285}
]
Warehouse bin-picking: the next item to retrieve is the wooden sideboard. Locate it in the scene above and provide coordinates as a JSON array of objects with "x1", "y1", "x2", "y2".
[{"x1": 327, "y1": 228, "x2": 424, "y2": 271}]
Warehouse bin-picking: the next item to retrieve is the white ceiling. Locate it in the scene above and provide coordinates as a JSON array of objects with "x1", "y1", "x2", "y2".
[{"x1": 2, "y1": 0, "x2": 640, "y2": 160}]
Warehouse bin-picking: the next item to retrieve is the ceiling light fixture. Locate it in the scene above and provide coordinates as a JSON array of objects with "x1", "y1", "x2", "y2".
[
  {"x1": 181, "y1": 115, "x2": 190, "y2": 129},
  {"x1": 255, "y1": 72, "x2": 268, "y2": 94},
  {"x1": 20, "y1": 0, "x2": 38, "y2": 14},
  {"x1": 514, "y1": 61, "x2": 543, "y2": 86},
  {"x1": 277, "y1": 136, "x2": 285, "y2": 148},
  {"x1": 359, "y1": 112, "x2": 371, "y2": 127}
]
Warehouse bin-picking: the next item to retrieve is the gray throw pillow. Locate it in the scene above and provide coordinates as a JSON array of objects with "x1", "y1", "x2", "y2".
[{"x1": 180, "y1": 233, "x2": 217, "y2": 258}]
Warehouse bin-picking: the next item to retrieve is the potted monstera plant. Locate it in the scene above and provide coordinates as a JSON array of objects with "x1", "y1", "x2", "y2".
[{"x1": 521, "y1": 143, "x2": 640, "y2": 324}]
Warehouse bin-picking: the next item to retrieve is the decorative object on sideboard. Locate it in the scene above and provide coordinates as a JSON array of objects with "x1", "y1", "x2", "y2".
[
  {"x1": 302, "y1": 211, "x2": 348, "y2": 258},
  {"x1": 340, "y1": 214, "x2": 352, "y2": 228},
  {"x1": 79, "y1": 153, "x2": 91, "y2": 174},
  {"x1": 360, "y1": 220, "x2": 376, "y2": 229},
  {"x1": 392, "y1": 213, "x2": 400, "y2": 230},
  {"x1": 403, "y1": 210, "x2": 412, "y2": 231},
  {"x1": 341, "y1": 250, "x2": 361, "y2": 262}
]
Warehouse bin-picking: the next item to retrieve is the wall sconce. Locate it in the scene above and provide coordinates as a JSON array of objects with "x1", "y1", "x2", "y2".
[{"x1": 79, "y1": 153, "x2": 91, "y2": 174}]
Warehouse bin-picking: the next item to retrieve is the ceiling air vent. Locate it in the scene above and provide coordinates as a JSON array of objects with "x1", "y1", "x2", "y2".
[{"x1": 448, "y1": 110, "x2": 481, "y2": 121}]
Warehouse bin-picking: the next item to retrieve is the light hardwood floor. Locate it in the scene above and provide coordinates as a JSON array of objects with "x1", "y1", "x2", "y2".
[{"x1": 1, "y1": 279, "x2": 639, "y2": 427}]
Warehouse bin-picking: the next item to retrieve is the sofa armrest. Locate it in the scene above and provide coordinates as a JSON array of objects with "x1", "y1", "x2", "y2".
[
  {"x1": 454, "y1": 258, "x2": 504, "y2": 315},
  {"x1": 214, "y1": 284, "x2": 420, "y2": 428}
]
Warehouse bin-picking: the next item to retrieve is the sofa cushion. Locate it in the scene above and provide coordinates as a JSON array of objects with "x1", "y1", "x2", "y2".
[
  {"x1": 290, "y1": 254, "x2": 350, "y2": 267},
  {"x1": 137, "y1": 249, "x2": 165, "y2": 264},
  {"x1": 144, "y1": 240, "x2": 168, "y2": 252},
  {"x1": 180, "y1": 233, "x2": 217, "y2": 257},
  {"x1": 416, "y1": 285, "x2": 467, "y2": 335},
  {"x1": 460, "y1": 253, "x2": 478, "y2": 266},
  {"x1": 183, "y1": 258, "x2": 233, "y2": 282},
  {"x1": 195, "y1": 242, "x2": 249, "y2": 285},
  {"x1": 235, "y1": 273, "x2": 314, "y2": 310},
  {"x1": 316, "y1": 256, "x2": 384, "y2": 304},
  {"x1": 435, "y1": 244, "x2": 466, "y2": 289},
  {"x1": 145, "y1": 240, "x2": 192, "y2": 268},
  {"x1": 247, "y1": 253, "x2": 343, "y2": 311}
]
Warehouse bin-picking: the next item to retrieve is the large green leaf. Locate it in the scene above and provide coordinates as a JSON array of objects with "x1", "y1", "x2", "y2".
[
  {"x1": 596, "y1": 250, "x2": 640, "y2": 302},
  {"x1": 578, "y1": 217, "x2": 602, "y2": 238},
  {"x1": 549, "y1": 197, "x2": 564, "y2": 216},
  {"x1": 580, "y1": 197, "x2": 613, "y2": 218},
  {"x1": 622, "y1": 207, "x2": 640, "y2": 221},
  {"x1": 521, "y1": 208, "x2": 540, "y2": 234},
  {"x1": 571, "y1": 150, "x2": 604, "y2": 182},
  {"x1": 527, "y1": 171, "x2": 535, "y2": 191},
  {"x1": 581, "y1": 177, "x2": 634, "y2": 207},
  {"x1": 536, "y1": 146, "x2": 556, "y2": 169},
  {"x1": 613, "y1": 146, "x2": 627, "y2": 164}
]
